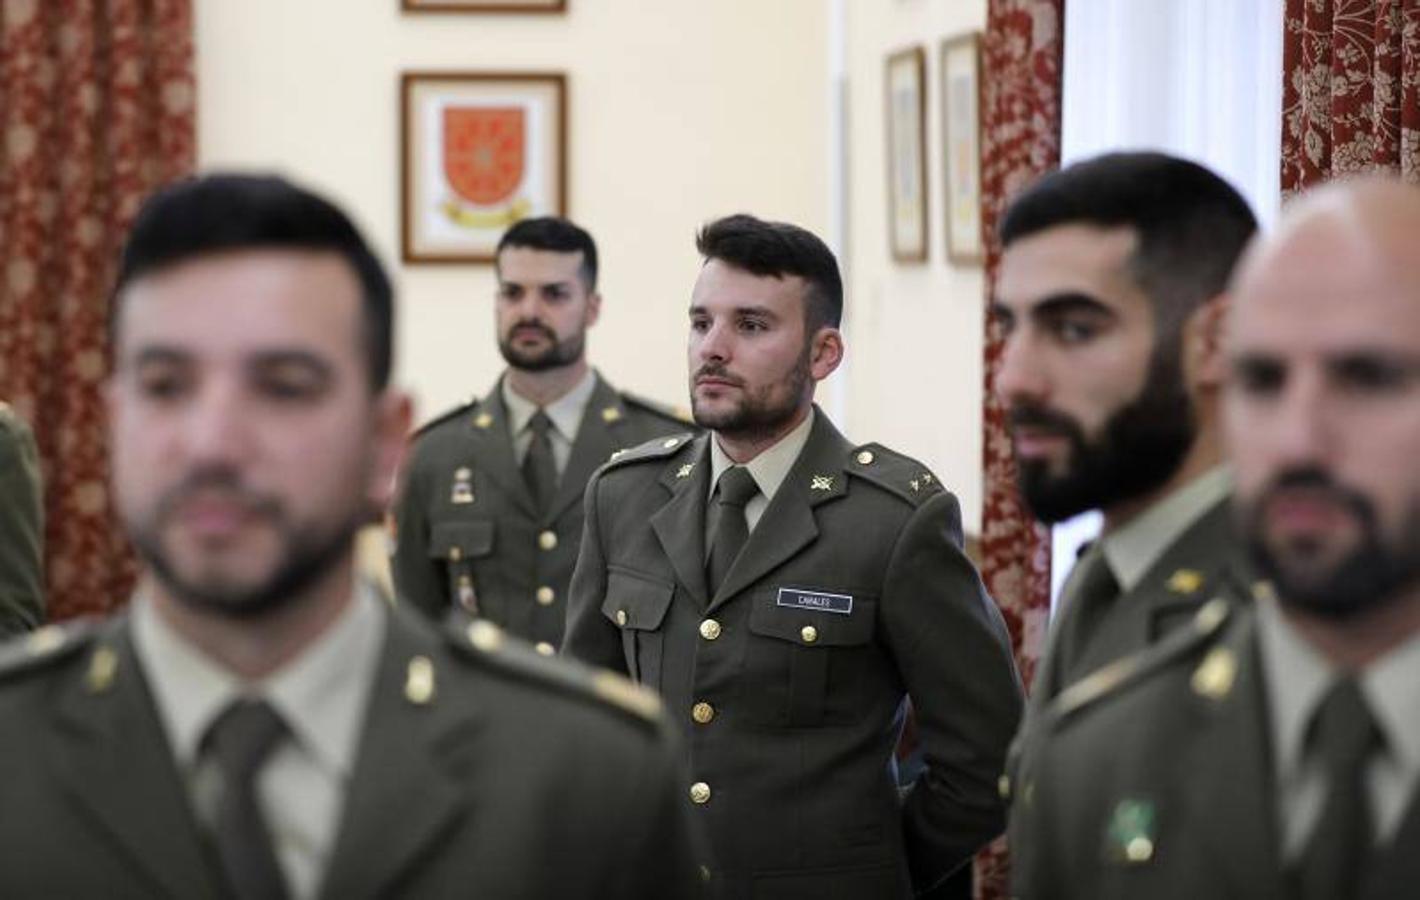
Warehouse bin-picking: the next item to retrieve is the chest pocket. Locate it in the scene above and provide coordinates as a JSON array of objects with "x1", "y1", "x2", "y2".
[
  {"x1": 602, "y1": 567, "x2": 674, "y2": 689},
  {"x1": 431, "y1": 521, "x2": 495, "y2": 615},
  {"x1": 744, "y1": 589, "x2": 877, "y2": 727}
]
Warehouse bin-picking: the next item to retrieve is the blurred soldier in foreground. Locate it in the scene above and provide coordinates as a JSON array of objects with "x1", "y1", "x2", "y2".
[
  {"x1": 0, "y1": 401, "x2": 44, "y2": 634},
  {"x1": 393, "y1": 217, "x2": 688, "y2": 654},
  {"x1": 1010, "y1": 177, "x2": 1420, "y2": 900},
  {"x1": 564, "y1": 213, "x2": 1023, "y2": 898},
  {"x1": 0, "y1": 174, "x2": 703, "y2": 899},
  {"x1": 993, "y1": 151, "x2": 1258, "y2": 702}
]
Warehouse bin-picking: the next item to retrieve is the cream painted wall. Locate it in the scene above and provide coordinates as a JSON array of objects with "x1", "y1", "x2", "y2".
[
  {"x1": 842, "y1": 1, "x2": 988, "y2": 534},
  {"x1": 194, "y1": 0, "x2": 829, "y2": 424}
]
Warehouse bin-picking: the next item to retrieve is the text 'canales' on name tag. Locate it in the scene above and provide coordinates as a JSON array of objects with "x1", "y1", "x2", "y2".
[{"x1": 776, "y1": 588, "x2": 853, "y2": 615}]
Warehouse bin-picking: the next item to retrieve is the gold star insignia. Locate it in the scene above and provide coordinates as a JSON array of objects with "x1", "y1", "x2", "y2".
[
  {"x1": 1191, "y1": 647, "x2": 1236, "y2": 700},
  {"x1": 810, "y1": 475, "x2": 834, "y2": 491},
  {"x1": 601, "y1": 406, "x2": 623, "y2": 423},
  {"x1": 473, "y1": 412, "x2": 493, "y2": 429},
  {"x1": 1166, "y1": 569, "x2": 1204, "y2": 594},
  {"x1": 921, "y1": 473, "x2": 935, "y2": 484},
  {"x1": 676, "y1": 464, "x2": 695, "y2": 479},
  {"x1": 909, "y1": 479, "x2": 921, "y2": 492}
]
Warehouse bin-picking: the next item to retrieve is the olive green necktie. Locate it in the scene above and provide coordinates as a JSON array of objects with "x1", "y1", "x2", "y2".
[
  {"x1": 205, "y1": 698, "x2": 290, "y2": 900},
  {"x1": 522, "y1": 409, "x2": 558, "y2": 516},
  {"x1": 706, "y1": 466, "x2": 759, "y2": 597},
  {"x1": 1294, "y1": 677, "x2": 1382, "y2": 900}
]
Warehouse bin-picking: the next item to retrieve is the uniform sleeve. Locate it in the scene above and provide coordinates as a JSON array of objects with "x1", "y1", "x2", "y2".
[
  {"x1": 391, "y1": 446, "x2": 448, "y2": 620},
  {"x1": 561, "y1": 471, "x2": 629, "y2": 674},
  {"x1": 882, "y1": 490, "x2": 1025, "y2": 892},
  {"x1": 0, "y1": 413, "x2": 44, "y2": 635}
]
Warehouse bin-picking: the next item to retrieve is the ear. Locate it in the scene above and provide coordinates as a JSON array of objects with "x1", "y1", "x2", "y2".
[
  {"x1": 369, "y1": 389, "x2": 414, "y2": 511},
  {"x1": 1184, "y1": 293, "x2": 1229, "y2": 391},
  {"x1": 584, "y1": 290, "x2": 602, "y2": 328},
  {"x1": 809, "y1": 327, "x2": 844, "y2": 382}
]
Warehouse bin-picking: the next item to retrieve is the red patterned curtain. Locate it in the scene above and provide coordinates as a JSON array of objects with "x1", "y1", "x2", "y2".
[
  {"x1": 1282, "y1": 0, "x2": 1420, "y2": 192},
  {"x1": 977, "y1": 1, "x2": 1063, "y2": 897},
  {"x1": 0, "y1": 1, "x2": 195, "y2": 620}
]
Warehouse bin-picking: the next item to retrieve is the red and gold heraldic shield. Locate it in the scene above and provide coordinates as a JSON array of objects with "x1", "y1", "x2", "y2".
[{"x1": 443, "y1": 107, "x2": 526, "y2": 206}]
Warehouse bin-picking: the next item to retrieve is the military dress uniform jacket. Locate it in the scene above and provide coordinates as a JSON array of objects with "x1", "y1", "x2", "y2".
[
  {"x1": 0, "y1": 606, "x2": 705, "y2": 899},
  {"x1": 562, "y1": 412, "x2": 1025, "y2": 898},
  {"x1": 393, "y1": 372, "x2": 688, "y2": 649},
  {"x1": 1007, "y1": 595, "x2": 1420, "y2": 900},
  {"x1": 0, "y1": 402, "x2": 43, "y2": 635},
  {"x1": 1031, "y1": 495, "x2": 1240, "y2": 703}
]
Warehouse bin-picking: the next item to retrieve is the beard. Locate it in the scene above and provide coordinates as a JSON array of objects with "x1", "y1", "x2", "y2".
[
  {"x1": 1242, "y1": 467, "x2": 1420, "y2": 621},
  {"x1": 690, "y1": 345, "x2": 811, "y2": 441},
  {"x1": 127, "y1": 466, "x2": 364, "y2": 620},
  {"x1": 1011, "y1": 342, "x2": 1196, "y2": 524},
  {"x1": 498, "y1": 320, "x2": 585, "y2": 372}
]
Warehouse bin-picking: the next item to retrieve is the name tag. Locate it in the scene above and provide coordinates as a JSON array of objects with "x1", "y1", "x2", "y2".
[{"x1": 776, "y1": 588, "x2": 853, "y2": 615}]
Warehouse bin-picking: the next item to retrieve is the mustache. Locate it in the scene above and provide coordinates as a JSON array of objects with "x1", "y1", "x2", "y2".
[
  {"x1": 1007, "y1": 403, "x2": 1080, "y2": 436},
  {"x1": 1255, "y1": 466, "x2": 1373, "y2": 518},
  {"x1": 155, "y1": 466, "x2": 281, "y2": 521},
  {"x1": 693, "y1": 363, "x2": 745, "y2": 387},
  {"x1": 508, "y1": 320, "x2": 556, "y2": 340}
]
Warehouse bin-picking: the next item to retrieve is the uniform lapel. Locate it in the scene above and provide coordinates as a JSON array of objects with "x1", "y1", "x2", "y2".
[
  {"x1": 650, "y1": 437, "x2": 711, "y2": 608},
  {"x1": 548, "y1": 374, "x2": 627, "y2": 521},
  {"x1": 467, "y1": 376, "x2": 537, "y2": 517},
  {"x1": 1184, "y1": 617, "x2": 1287, "y2": 900},
  {"x1": 319, "y1": 607, "x2": 478, "y2": 899},
  {"x1": 49, "y1": 618, "x2": 222, "y2": 899},
  {"x1": 707, "y1": 412, "x2": 849, "y2": 613}
]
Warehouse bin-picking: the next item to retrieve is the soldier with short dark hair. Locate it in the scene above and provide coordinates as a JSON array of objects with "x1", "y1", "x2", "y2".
[
  {"x1": 563, "y1": 212, "x2": 1023, "y2": 898},
  {"x1": 393, "y1": 216, "x2": 689, "y2": 652},
  {"x1": 0, "y1": 174, "x2": 704, "y2": 899}
]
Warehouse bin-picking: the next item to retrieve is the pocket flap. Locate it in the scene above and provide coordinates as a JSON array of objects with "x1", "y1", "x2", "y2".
[
  {"x1": 430, "y1": 520, "x2": 495, "y2": 559},
  {"x1": 749, "y1": 589, "x2": 875, "y2": 646},
  {"x1": 603, "y1": 569, "x2": 675, "y2": 631}
]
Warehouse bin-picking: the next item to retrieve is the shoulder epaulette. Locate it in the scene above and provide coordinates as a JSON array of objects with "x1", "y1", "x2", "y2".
[
  {"x1": 413, "y1": 396, "x2": 481, "y2": 438},
  {"x1": 1048, "y1": 597, "x2": 1234, "y2": 726},
  {"x1": 602, "y1": 432, "x2": 696, "y2": 472},
  {"x1": 844, "y1": 442, "x2": 946, "y2": 507},
  {"x1": 447, "y1": 619, "x2": 664, "y2": 726},
  {"x1": 0, "y1": 620, "x2": 100, "y2": 685},
  {"x1": 618, "y1": 390, "x2": 695, "y2": 426}
]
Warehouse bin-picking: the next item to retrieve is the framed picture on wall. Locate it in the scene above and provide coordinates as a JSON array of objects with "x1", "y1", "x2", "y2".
[
  {"x1": 401, "y1": 71, "x2": 567, "y2": 264},
  {"x1": 402, "y1": 0, "x2": 566, "y2": 12},
  {"x1": 885, "y1": 46, "x2": 928, "y2": 263},
  {"x1": 941, "y1": 33, "x2": 984, "y2": 264}
]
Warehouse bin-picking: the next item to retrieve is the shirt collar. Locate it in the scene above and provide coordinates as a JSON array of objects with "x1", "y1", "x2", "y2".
[
  {"x1": 131, "y1": 584, "x2": 386, "y2": 779},
  {"x1": 501, "y1": 368, "x2": 597, "y2": 444},
  {"x1": 1102, "y1": 465, "x2": 1231, "y2": 592},
  {"x1": 708, "y1": 409, "x2": 815, "y2": 503}
]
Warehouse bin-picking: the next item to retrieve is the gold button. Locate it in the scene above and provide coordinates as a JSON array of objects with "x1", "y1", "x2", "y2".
[
  {"x1": 692, "y1": 702, "x2": 715, "y2": 724},
  {"x1": 535, "y1": 642, "x2": 555, "y2": 657},
  {"x1": 856, "y1": 450, "x2": 875, "y2": 465},
  {"x1": 801, "y1": 625, "x2": 818, "y2": 644},
  {"x1": 699, "y1": 619, "x2": 722, "y2": 641},
  {"x1": 689, "y1": 782, "x2": 712, "y2": 804},
  {"x1": 699, "y1": 865, "x2": 712, "y2": 883},
  {"x1": 536, "y1": 586, "x2": 555, "y2": 606},
  {"x1": 538, "y1": 530, "x2": 558, "y2": 551},
  {"x1": 663, "y1": 437, "x2": 680, "y2": 449},
  {"x1": 449, "y1": 546, "x2": 463, "y2": 562},
  {"x1": 616, "y1": 609, "x2": 629, "y2": 627}
]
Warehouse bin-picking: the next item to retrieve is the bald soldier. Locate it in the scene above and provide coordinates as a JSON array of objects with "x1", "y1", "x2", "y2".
[
  {"x1": 0, "y1": 402, "x2": 43, "y2": 634},
  {"x1": 0, "y1": 175, "x2": 703, "y2": 899},
  {"x1": 1009, "y1": 178, "x2": 1420, "y2": 900},
  {"x1": 393, "y1": 218, "x2": 689, "y2": 653}
]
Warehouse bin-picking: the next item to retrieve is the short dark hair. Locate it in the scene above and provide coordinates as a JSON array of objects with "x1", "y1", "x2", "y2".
[
  {"x1": 1000, "y1": 152, "x2": 1258, "y2": 331},
  {"x1": 695, "y1": 214, "x2": 843, "y2": 330},
  {"x1": 496, "y1": 216, "x2": 598, "y2": 291},
  {"x1": 114, "y1": 173, "x2": 394, "y2": 389}
]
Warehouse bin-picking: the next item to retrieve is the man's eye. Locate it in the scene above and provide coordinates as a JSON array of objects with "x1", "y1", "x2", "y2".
[
  {"x1": 690, "y1": 317, "x2": 710, "y2": 333},
  {"x1": 137, "y1": 372, "x2": 188, "y2": 400},
  {"x1": 1331, "y1": 357, "x2": 1419, "y2": 395},
  {"x1": 1232, "y1": 359, "x2": 1285, "y2": 395},
  {"x1": 739, "y1": 319, "x2": 767, "y2": 333},
  {"x1": 1051, "y1": 318, "x2": 1099, "y2": 344}
]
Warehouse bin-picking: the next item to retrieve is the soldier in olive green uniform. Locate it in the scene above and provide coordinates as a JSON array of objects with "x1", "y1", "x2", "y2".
[
  {"x1": 393, "y1": 218, "x2": 688, "y2": 653},
  {"x1": 0, "y1": 174, "x2": 704, "y2": 900},
  {"x1": 564, "y1": 215, "x2": 1023, "y2": 898},
  {"x1": 1010, "y1": 179, "x2": 1420, "y2": 900},
  {"x1": 991, "y1": 152, "x2": 1259, "y2": 702},
  {"x1": 0, "y1": 401, "x2": 43, "y2": 635}
]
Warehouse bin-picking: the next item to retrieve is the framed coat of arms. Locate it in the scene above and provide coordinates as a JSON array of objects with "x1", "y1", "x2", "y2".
[{"x1": 401, "y1": 71, "x2": 567, "y2": 263}]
